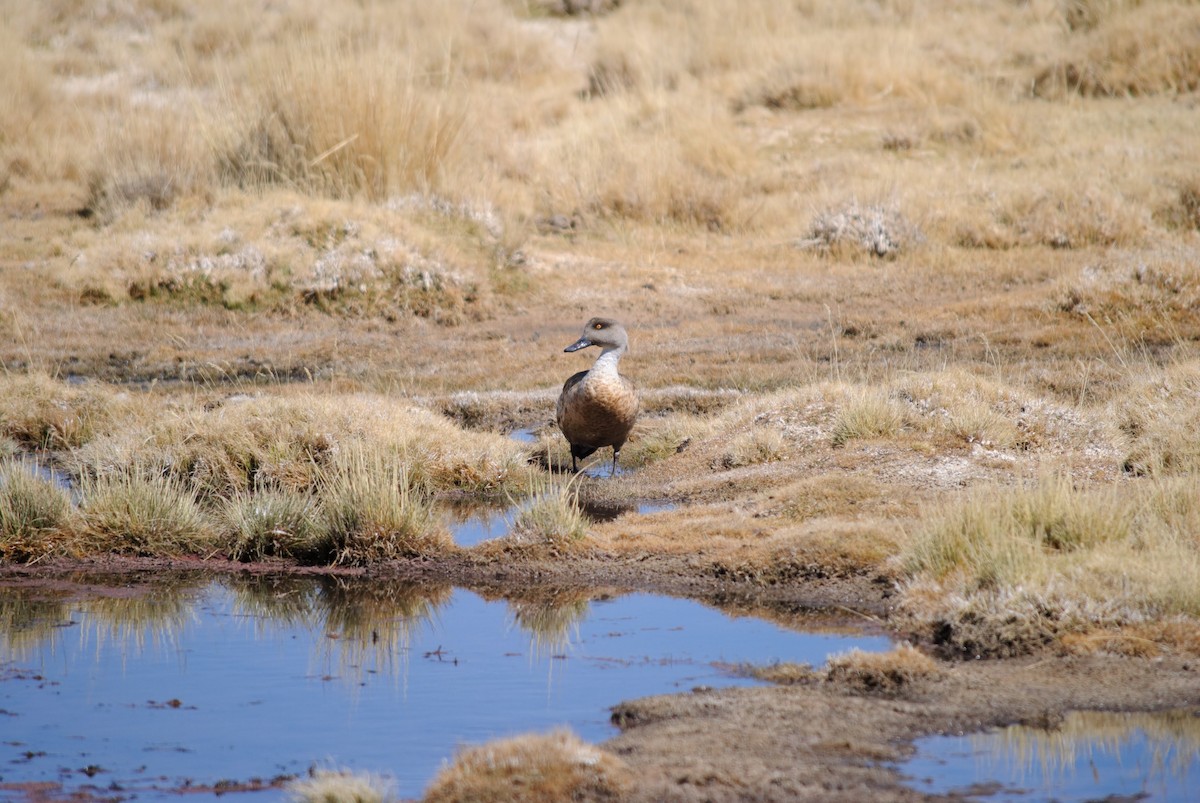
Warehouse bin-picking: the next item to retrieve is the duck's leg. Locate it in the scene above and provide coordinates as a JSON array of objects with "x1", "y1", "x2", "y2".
[{"x1": 610, "y1": 448, "x2": 620, "y2": 477}]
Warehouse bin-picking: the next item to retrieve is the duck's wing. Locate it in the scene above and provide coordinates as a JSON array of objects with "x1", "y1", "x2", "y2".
[{"x1": 557, "y1": 369, "x2": 589, "y2": 424}]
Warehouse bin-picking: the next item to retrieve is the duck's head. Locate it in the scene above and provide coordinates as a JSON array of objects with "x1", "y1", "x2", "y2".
[{"x1": 564, "y1": 317, "x2": 629, "y2": 354}]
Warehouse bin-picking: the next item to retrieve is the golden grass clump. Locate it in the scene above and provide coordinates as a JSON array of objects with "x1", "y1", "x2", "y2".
[
  {"x1": 218, "y1": 39, "x2": 465, "y2": 201},
  {"x1": 502, "y1": 476, "x2": 589, "y2": 554},
  {"x1": 0, "y1": 374, "x2": 125, "y2": 450},
  {"x1": 287, "y1": 768, "x2": 395, "y2": 803},
  {"x1": 530, "y1": 91, "x2": 754, "y2": 231},
  {"x1": 83, "y1": 114, "x2": 215, "y2": 222},
  {"x1": 221, "y1": 490, "x2": 322, "y2": 562},
  {"x1": 78, "y1": 471, "x2": 213, "y2": 557},
  {"x1": 423, "y1": 729, "x2": 632, "y2": 803},
  {"x1": 1035, "y1": 3, "x2": 1200, "y2": 98},
  {"x1": 315, "y1": 444, "x2": 448, "y2": 565},
  {"x1": 0, "y1": 459, "x2": 73, "y2": 562},
  {"x1": 68, "y1": 392, "x2": 531, "y2": 499},
  {"x1": 1116, "y1": 361, "x2": 1200, "y2": 476},
  {"x1": 900, "y1": 473, "x2": 1200, "y2": 656},
  {"x1": 824, "y1": 645, "x2": 942, "y2": 696},
  {"x1": 716, "y1": 426, "x2": 787, "y2": 469},
  {"x1": 830, "y1": 388, "x2": 908, "y2": 448}
]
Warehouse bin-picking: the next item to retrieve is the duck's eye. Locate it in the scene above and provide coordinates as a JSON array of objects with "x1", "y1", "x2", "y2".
[{"x1": 593, "y1": 323, "x2": 604, "y2": 330}]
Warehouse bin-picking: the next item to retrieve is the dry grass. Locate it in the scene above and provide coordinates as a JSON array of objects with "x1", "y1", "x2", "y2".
[
  {"x1": 65, "y1": 389, "x2": 531, "y2": 499},
  {"x1": 498, "y1": 475, "x2": 589, "y2": 555},
  {"x1": 900, "y1": 473, "x2": 1200, "y2": 656},
  {"x1": 423, "y1": 729, "x2": 631, "y2": 803},
  {"x1": 1034, "y1": 3, "x2": 1200, "y2": 98},
  {"x1": 0, "y1": 374, "x2": 126, "y2": 450},
  {"x1": 825, "y1": 644, "x2": 943, "y2": 696},
  {"x1": 77, "y1": 471, "x2": 213, "y2": 557},
  {"x1": 287, "y1": 768, "x2": 395, "y2": 803},
  {"x1": 316, "y1": 444, "x2": 448, "y2": 565},
  {"x1": 0, "y1": 459, "x2": 72, "y2": 562},
  {"x1": 221, "y1": 490, "x2": 322, "y2": 562}
]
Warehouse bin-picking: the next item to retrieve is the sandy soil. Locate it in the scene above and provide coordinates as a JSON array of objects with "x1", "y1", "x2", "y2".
[{"x1": 3, "y1": 556, "x2": 1196, "y2": 802}]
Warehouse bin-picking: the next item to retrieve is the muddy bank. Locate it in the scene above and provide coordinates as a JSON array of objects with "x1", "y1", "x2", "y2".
[
  {"x1": 607, "y1": 654, "x2": 1200, "y2": 802},
  {"x1": 0, "y1": 553, "x2": 895, "y2": 621}
]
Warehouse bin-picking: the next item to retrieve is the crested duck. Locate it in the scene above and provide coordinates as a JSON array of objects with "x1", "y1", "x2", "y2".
[{"x1": 556, "y1": 317, "x2": 640, "y2": 475}]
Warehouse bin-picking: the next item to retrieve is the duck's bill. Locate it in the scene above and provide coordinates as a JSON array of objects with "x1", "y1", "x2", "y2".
[{"x1": 564, "y1": 337, "x2": 591, "y2": 353}]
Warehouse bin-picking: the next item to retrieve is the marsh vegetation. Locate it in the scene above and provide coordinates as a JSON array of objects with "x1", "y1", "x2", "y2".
[{"x1": 2, "y1": 0, "x2": 1200, "y2": 799}]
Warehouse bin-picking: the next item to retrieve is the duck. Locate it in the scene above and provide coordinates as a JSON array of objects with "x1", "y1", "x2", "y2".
[{"x1": 556, "y1": 317, "x2": 640, "y2": 475}]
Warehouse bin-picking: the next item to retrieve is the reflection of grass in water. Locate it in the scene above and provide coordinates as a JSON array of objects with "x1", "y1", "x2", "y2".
[
  {"x1": 77, "y1": 580, "x2": 204, "y2": 658},
  {"x1": 505, "y1": 589, "x2": 592, "y2": 657},
  {"x1": 315, "y1": 578, "x2": 451, "y2": 679},
  {"x1": 978, "y1": 709, "x2": 1200, "y2": 788},
  {"x1": 0, "y1": 575, "x2": 205, "y2": 661},
  {"x1": 0, "y1": 593, "x2": 73, "y2": 660},
  {"x1": 229, "y1": 575, "x2": 452, "y2": 680},
  {"x1": 227, "y1": 574, "x2": 322, "y2": 633}
]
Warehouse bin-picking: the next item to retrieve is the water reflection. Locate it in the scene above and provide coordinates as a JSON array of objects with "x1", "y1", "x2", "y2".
[
  {"x1": 0, "y1": 575, "x2": 892, "y2": 799},
  {"x1": 227, "y1": 576, "x2": 453, "y2": 681},
  {"x1": 903, "y1": 709, "x2": 1200, "y2": 802}
]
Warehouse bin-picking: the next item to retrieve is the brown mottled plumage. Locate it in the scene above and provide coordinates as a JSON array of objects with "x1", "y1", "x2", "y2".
[{"x1": 556, "y1": 317, "x2": 639, "y2": 475}]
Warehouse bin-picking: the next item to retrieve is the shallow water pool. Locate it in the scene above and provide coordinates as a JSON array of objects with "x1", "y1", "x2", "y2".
[
  {"x1": 1, "y1": 576, "x2": 890, "y2": 800},
  {"x1": 901, "y1": 709, "x2": 1200, "y2": 802}
]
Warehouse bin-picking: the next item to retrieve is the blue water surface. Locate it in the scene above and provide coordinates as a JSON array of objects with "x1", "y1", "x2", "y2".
[
  {"x1": 901, "y1": 710, "x2": 1200, "y2": 802},
  {"x1": 1, "y1": 578, "x2": 888, "y2": 801}
]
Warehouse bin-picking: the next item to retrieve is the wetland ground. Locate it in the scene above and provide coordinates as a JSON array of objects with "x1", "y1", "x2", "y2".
[{"x1": 2, "y1": 0, "x2": 1200, "y2": 800}]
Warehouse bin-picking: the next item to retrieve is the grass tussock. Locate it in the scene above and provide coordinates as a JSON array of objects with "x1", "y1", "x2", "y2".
[
  {"x1": 0, "y1": 374, "x2": 125, "y2": 450},
  {"x1": 501, "y1": 475, "x2": 589, "y2": 555},
  {"x1": 743, "y1": 661, "x2": 820, "y2": 685},
  {"x1": 423, "y1": 729, "x2": 632, "y2": 803},
  {"x1": 84, "y1": 114, "x2": 214, "y2": 222},
  {"x1": 1035, "y1": 3, "x2": 1200, "y2": 98},
  {"x1": 288, "y1": 768, "x2": 395, "y2": 803},
  {"x1": 68, "y1": 391, "x2": 531, "y2": 500},
  {"x1": 1113, "y1": 361, "x2": 1200, "y2": 477},
  {"x1": 901, "y1": 473, "x2": 1200, "y2": 656},
  {"x1": 78, "y1": 471, "x2": 213, "y2": 557},
  {"x1": 0, "y1": 460, "x2": 73, "y2": 562},
  {"x1": 221, "y1": 490, "x2": 322, "y2": 562},
  {"x1": 219, "y1": 40, "x2": 466, "y2": 201},
  {"x1": 315, "y1": 444, "x2": 448, "y2": 565},
  {"x1": 824, "y1": 645, "x2": 943, "y2": 696},
  {"x1": 830, "y1": 389, "x2": 908, "y2": 448}
]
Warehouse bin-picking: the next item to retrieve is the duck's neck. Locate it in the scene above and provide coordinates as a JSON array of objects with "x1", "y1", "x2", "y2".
[{"x1": 590, "y1": 346, "x2": 625, "y2": 379}]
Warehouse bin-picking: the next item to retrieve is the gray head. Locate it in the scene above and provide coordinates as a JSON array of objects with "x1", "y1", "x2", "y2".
[{"x1": 563, "y1": 317, "x2": 629, "y2": 354}]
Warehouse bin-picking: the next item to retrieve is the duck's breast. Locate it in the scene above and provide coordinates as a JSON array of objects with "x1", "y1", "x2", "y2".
[{"x1": 558, "y1": 371, "x2": 637, "y2": 449}]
